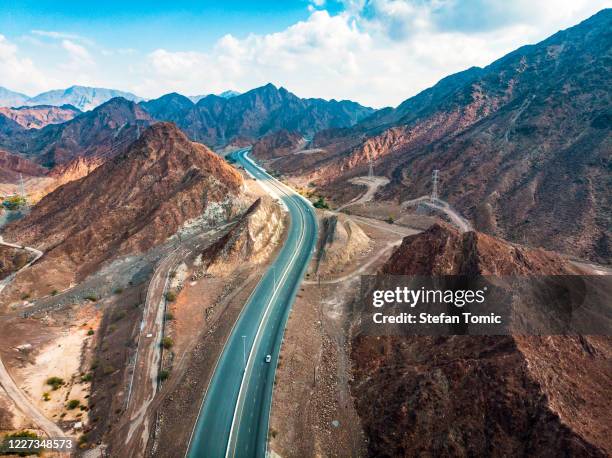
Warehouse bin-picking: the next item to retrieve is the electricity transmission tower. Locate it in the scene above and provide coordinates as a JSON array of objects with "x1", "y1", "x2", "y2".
[
  {"x1": 19, "y1": 173, "x2": 29, "y2": 210},
  {"x1": 431, "y1": 169, "x2": 440, "y2": 203}
]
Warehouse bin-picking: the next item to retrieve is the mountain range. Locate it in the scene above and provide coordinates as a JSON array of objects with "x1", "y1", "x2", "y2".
[
  {"x1": 0, "y1": 85, "x2": 142, "y2": 111},
  {"x1": 139, "y1": 83, "x2": 375, "y2": 146},
  {"x1": 0, "y1": 84, "x2": 374, "y2": 168},
  {"x1": 267, "y1": 9, "x2": 612, "y2": 263}
]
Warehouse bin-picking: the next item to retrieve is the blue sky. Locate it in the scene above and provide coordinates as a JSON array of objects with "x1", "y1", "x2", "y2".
[{"x1": 0, "y1": 0, "x2": 610, "y2": 107}]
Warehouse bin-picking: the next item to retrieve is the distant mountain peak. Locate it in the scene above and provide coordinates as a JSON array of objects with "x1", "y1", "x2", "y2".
[{"x1": 0, "y1": 85, "x2": 143, "y2": 111}]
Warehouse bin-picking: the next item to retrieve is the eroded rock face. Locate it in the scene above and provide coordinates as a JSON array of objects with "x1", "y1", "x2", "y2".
[
  {"x1": 203, "y1": 196, "x2": 284, "y2": 272},
  {"x1": 2, "y1": 122, "x2": 244, "y2": 280},
  {"x1": 314, "y1": 212, "x2": 370, "y2": 276},
  {"x1": 351, "y1": 223, "x2": 611, "y2": 457}
]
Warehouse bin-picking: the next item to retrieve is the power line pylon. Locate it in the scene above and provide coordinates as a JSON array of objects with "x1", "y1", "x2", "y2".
[
  {"x1": 431, "y1": 169, "x2": 439, "y2": 203},
  {"x1": 19, "y1": 173, "x2": 29, "y2": 210}
]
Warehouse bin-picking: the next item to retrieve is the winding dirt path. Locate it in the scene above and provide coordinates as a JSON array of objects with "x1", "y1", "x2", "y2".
[{"x1": 0, "y1": 236, "x2": 67, "y2": 440}]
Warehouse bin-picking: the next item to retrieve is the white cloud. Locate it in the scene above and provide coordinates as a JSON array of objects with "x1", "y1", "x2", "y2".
[
  {"x1": 0, "y1": 34, "x2": 50, "y2": 94},
  {"x1": 31, "y1": 30, "x2": 94, "y2": 46},
  {"x1": 62, "y1": 39, "x2": 93, "y2": 64},
  {"x1": 2, "y1": 2, "x2": 611, "y2": 106}
]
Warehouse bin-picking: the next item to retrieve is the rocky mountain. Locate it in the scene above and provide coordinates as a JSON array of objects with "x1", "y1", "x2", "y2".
[
  {"x1": 0, "y1": 87, "x2": 29, "y2": 108},
  {"x1": 0, "y1": 97, "x2": 153, "y2": 167},
  {"x1": 25, "y1": 85, "x2": 142, "y2": 111},
  {"x1": 351, "y1": 223, "x2": 610, "y2": 457},
  {"x1": 251, "y1": 130, "x2": 305, "y2": 160},
  {"x1": 2, "y1": 123, "x2": 244, "y2": 282},
  {"x1": 279, "y1": 9, "x2": 612, "y2": 263},
  {"x1": 140, "y1": 83, "x2": 375, "y2": 146},
  {"x1": 0, "y1": 151, "x2": 46, "y2": 182},
  {"x1": 189, "y1": 90, "x2": 240, "y2": 103},
  {"x1": 0, "y1": 104, "x2": 81, "y2": 129}
]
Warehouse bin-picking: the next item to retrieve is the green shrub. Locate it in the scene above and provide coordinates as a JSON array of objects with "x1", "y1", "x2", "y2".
[
  {"x1": 164, "y1": 312, "x2": 174, "y2": 321},
  {"x1": 42, "y1": 392, "x2": 50, "y2": 401},
  {"x1": 45, "y1": 376, "x2": 64, "y2": 390},
  {"x1": 87, "y1": 329, "x2": 94, "y2": 336},
  {"x1": 2, "y1": 195, "x2": 27, "y2": 210},
  {"x1": 158, "y1": 370, "x2": 170, "y2": 381},
  {"x1": 84, "y1": 294, "x2": 97, "y2": 302},
  {"x1": 81, "y1": 373, "x2": 93, "y2": 382},
  {"x1": 66, "y1": 399, "x2": 80, "y2": 410},
  {"x1": 51, "y1": 289, "x2": 58, "y2": 296},
  {"x1": 313, "y1": 197, "x2": 329, "y2": 209},
  {"x1": 161, "y1": 337, "x2": 174, "y2": 349},
  {"x1": 165, "y1": 291, "x2": 176, "y2": 302}
]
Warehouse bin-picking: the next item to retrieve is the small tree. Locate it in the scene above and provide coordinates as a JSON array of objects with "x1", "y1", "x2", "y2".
[
  {"x1": 161, "y1": 337, "x2": 174, "y2": 349},
  {"x1": 66, "y1": 399, "x2": 80, "y2": 410},
  {"x1": 46, "y1": 376, "x2": 64, "y2": 390}
]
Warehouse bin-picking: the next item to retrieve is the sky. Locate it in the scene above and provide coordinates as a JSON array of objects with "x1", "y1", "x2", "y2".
[{"x1": 0, "y1": 0, "x2": 610, "y2": 107}]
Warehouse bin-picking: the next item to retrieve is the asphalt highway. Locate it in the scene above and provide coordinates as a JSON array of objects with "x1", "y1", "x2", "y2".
[{"x1": 187, "y1": 148, "x2": 318, "y2": 457}]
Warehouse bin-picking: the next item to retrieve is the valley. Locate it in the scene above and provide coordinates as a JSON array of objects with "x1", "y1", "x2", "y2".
[{"x1": 0, "y1": 6, "x2": 609, "y2": 458}]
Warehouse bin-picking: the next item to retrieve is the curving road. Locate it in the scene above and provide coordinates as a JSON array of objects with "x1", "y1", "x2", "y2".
[{"x1": 187, "y1": 148, "x2": 318, "y2": 457}]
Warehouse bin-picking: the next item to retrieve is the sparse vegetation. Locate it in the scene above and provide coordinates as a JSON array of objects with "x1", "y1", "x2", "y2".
[
  {"x1": 102, "y1": 364, "x2": 115, "y2": 375},
  {"x1": 113, "y1": 287, "x2": 123, "y2": 295},
  {"x1": 165, "y1": 291, "x2": 176, "y2": 302},
  {"x1": 2, "y1": 195, "x2": 27, "y2": 211},
  {"x1": 158, "y1": 369, "x2": 170, "y2": 381},
  {"x1": 84, "y1": 294, "x2": 98, "y2": 302},
  {"x1": 386, "y1": 216, "x2": 395, "y2": 224},
  {"x1": 164, "y1": 312, "x2": 174, "y2": 320},
  {"x1": 51, "y1": 289, "x2": 58, "y2": 296},
  {"x1": 161, "y1": 336, "x2": 174, "y2": 349},
  {"x1": 42, "y1": 392, "x2": 50, "y2": 401},
  {"x1": 66, "y1": 399, "x2": 80, "y2": 410},
  {"x1": 313, "y1": 196, "x2": 329, "y2": 209},
  {"x1": 81, "y1": 373, "x2": 93, "y2": 382},
  {"x1": 45, "y1": 376, "x2": 64, "y2": 390},
  {"x1": 87, "y1": 329, "x2": 95, "y2": 336},
  {"x1": 20, "y1": 293, "x2": 31, "y2": 301}
]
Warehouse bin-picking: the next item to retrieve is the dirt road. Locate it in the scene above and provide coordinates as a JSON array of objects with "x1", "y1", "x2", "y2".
[
  {"x1": 401, "y1": 196, "x2": 472, "y2": 232},
  {"x1": 337, "y1": 176, "x2": 390, "y2": 211},
  {"x1": 0, "y1": 237, "x2": 66, "y2": 440}
]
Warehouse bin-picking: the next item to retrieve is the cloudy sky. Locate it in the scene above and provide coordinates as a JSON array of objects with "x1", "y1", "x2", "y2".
[{"x1": 0, "y1": 0, "x2": 610, "y2": 107}]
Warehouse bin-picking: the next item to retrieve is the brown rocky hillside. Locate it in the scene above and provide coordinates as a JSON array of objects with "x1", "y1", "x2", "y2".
[
  {"x1": 275, "y1": 10, "x2": 612, "y2": 263},
  {"x1": 2, "y1": 122, "x2": 243, "y2": 280},
  {"x1": 351, "y1": 223, "x2": 611, "y2": 457}
]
